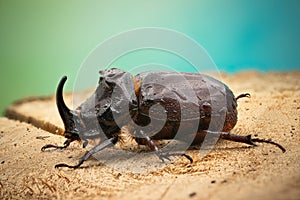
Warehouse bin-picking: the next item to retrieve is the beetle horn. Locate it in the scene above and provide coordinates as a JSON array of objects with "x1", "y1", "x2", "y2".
[{"x1": 56, "y1": 76, "x2": 77, "y2": 133}]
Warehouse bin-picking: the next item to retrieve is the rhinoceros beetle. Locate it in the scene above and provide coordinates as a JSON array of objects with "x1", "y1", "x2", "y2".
[{"x1": 41, "y1": 68, "x2": 285, "y2": 169}]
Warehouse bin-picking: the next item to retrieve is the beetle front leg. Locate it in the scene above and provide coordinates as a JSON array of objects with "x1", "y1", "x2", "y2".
[
  {"x1": 55, "y1": 136, "x2": 118, "y2": 169},
  {"x1": 41, "y1": 138, "x2": 73, "y2": 151},
  {"x1": 135, "y1": 130, "x2": 193, "y2": 163}
]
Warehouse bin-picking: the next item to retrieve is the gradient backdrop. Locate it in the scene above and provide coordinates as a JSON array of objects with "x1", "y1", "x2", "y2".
[{"x1": 1, "y1": 0, "x2": 299, "y2": 115}]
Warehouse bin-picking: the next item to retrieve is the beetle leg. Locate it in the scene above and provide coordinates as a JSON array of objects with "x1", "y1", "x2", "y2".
[
  {"x1": 250, "y1": 137, "x2": 286, "y2": 152},
  {"x1": 235, "y1": 93, "x2": 250, "y2": 100},
  {"x1": 41, "y1": 138, "x2": 73, "y2": 151},
  {"x1": 135, "y1": 130, "x2": 193, "y2": 163},
  {"x1": 55, "y1": 136, "x2": 118, "y2": 169},
  {"x1": 82, "y1": 139, "x2": 88, "y2": 148},
  {"x1": 205, "y1": 130, "x2": 286, "y2": 152}
]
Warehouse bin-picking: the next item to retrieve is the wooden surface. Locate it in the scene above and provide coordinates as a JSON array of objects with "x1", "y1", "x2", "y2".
[{"x1": 1, "y1": 71, "x2": 300, "y2": 199}]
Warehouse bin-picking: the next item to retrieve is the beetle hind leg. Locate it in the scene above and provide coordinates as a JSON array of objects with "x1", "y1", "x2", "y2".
[
  {"x1": 205, "y1": 131, "x2": 286, "y2": 153},
  {"x1": 235, "y1": 93, "x2": 250, "y2": 101},
  {"x1": 250, "y1": 137, "x2": 286, "y2": 152}
]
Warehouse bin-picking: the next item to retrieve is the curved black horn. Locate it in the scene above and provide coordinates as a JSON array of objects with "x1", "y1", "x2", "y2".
[{"x1": 56, "y1": 76, "x2": 74, "y2": 130}]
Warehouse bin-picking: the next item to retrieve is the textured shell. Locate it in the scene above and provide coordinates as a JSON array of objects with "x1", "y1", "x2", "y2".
[
  {"x1": 76, "y1": 68, "x2": 137, "y2": 138},
  {"x1": 134, "y1": 71, "x2": 237, "y2": 124},
  {"x1": 77, "y1": 69, "x2": 239, "y2": 139}
]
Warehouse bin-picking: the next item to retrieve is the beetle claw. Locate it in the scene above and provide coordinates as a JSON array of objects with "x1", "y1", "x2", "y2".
[
  {"x1": 236, "y1": 93, "x2": 251, "y2": 100},
  {"x1": 251, "y1": 137, "x2": 286, "y2": 153},
  {"x1": 243, "y1": 134, "x2": 286, "y2": 153},
  {"x1": 55, "y1": 163, "x2": 80, "y2": 169},
  {"x1": 41, "y1": 139, "x2": 72, "y2": 151},
  {"x1": 41, "y1": 144, "x2": 66, "y2": 151},
  {"x1": 55, "y1": 159, "x2": 84, "y2": 169},
  {"x1": 245, "y1": 134, "x2": 286, "y2": 152},
  {"x1": 82, "y1": 140, "x2": 88, "y2": 148}
]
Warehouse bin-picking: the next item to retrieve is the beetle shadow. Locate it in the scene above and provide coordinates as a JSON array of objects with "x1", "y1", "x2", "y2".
[
  {"x1": 214, "y1": 145, "x2": 255, "y2": 151},
  {"x1": 81, "y1": 139, "x2": 197, "y2": 173},
  {"x1": 89, "y1": 147, "x2": 169, "y2": 173},
  {"x1": 80, "y1": 139, "x2": 255, "y2": 172}
]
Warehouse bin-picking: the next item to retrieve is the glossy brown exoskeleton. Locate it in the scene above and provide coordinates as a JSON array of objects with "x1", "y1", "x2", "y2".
[{"x1": 42, "y1": 68, "x2": 285, "y2": 168}]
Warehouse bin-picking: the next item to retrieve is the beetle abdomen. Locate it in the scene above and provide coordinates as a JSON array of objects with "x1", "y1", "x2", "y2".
[{"x1": 132, "y1": 71, "x2": 238, "y2": 140}]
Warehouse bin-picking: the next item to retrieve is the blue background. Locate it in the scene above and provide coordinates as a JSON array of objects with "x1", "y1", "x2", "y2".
[{"x1": 1, "y1": 0, "x2": 299, "y2": 115}]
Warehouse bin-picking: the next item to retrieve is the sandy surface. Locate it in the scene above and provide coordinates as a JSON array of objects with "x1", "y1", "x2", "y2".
[{"x1": 1, "y1": 71, "x2": 300, "y2": 199}]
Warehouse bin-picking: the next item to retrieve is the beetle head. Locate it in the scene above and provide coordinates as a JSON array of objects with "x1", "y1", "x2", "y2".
[{"x1": 56, "y1": 69, "x2": 138, "y2": 140}]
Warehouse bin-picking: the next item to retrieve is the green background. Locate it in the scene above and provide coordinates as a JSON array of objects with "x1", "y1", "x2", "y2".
[{"x1": 1, "y1": 0, "x2": 299, "y2": 116}]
